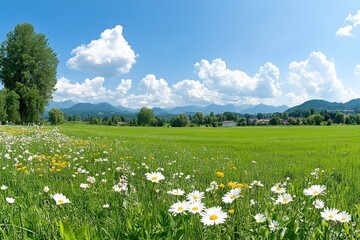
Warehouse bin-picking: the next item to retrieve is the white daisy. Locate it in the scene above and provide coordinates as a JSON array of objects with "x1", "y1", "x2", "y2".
[
  {"x1": 167, "y1": 188, "x2": 185, "y2": 196},
  {"x1": 169, "y1": 201, "x2": 188, "y2": 215},
  {"x1": 269, "y1": 220, "x2": 280, "y2": 232},
  {"x1": 320, "y1": 207, "x2": 339, "y2": 221},
  {"x1": 80, "y1": 183, "x2": 90, "y2": 189},
  {"x1": 53, "y1": 193, "x2": 71, "y2": 205},
  {"x1": 276, "y1": 193, "x2": 293, "y2": 204},
  {"x1": 254, "y1": 213, "x2": 266, "y2": 223},
  {"x1": 222, "y1": 188, "x2": 241, "y2": 203},
  {"x1": 303, "y1": 185, "x2": 326, "y2": 197},
  {"x1": 313, "y1": 199, "x2": 324, "y2": 209},
  {"x1": 43, "y1": 186, "x2": 50, "y2": 193},
  {"x1": 271, "y1": 183, "x2": 286, "y2": 194},
  {"x1": 1, "y1": 185, "x2": 8, "y2": 190},
  {"x1": 200, "y1": 206, "x2": 228, "y2": 226},
  {"x1": 6, "y1": 197, "x2": 15, "y2": 204},
  {"x1": 186, "y1": 190, "x2": 205, "y2": 202},
  {"x1": 145, "y1": 172, "x2": 165, "y2": 183},
  {"x1": 336, "y1": 211, "x2": 351, "y2": 223},
  {"x1": 188, "y1": 201, "x2": 205, "y2": 214}
]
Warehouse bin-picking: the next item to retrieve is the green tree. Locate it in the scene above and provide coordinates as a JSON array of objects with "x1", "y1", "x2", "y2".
[
  {"x1": 0, "y1": 23, "x2": 59, "y2": 123},
  {"x1": 334, "y1": 112, "x2": 344, "y2": 124},
  {"x1": 48, "y1": 108, "x2": 65, "y2": 125},
  {"x1": 0, "y1": 90, "x2": 7, "y2": 123},
  {"x1": 311, "y1": 113, "x2": 324, "y2": 126},
  {"x1": 170, "y1": 113, "x2": 189, "y2": 127},
  {"x1": 137, "y1": 107, "x2": 155, "y2": 126},
  {"x1": 5, "y1": 90, "x2": 20, "y2": 123}
]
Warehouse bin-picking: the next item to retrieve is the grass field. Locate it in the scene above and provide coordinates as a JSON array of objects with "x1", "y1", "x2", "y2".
[{"x1": 0, "y1": 124, "x2": 360, "y2": 239}]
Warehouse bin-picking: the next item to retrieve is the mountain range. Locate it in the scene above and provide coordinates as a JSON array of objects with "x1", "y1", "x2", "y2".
[
  {"x1": 45, "y1": 101, "x2": 289, "y2": 118},
  {"x1": 285, "y1": 99, "x2": 360, "y2": 113}
]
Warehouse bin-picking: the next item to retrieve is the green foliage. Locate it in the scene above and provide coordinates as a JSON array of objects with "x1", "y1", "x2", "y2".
[
  {"x1": 170, "y1": 113, "x2": 189, "y2": 127},
  {"x1": 137, "y1": 107, "x2": 155, "y2": 126},
  {"x1": 0, "y1": 23, "x2": 58, "y2": 122},
  {"x1": 59, "y1": 220, "x2": 91, "y2": 240},
  {"x1": 0, "y1": 90, "x2": 7, "y2": 122},
  {"x1": 48, "y1": 108, "x2": 65, "y2": 125},
  {"x1": 5, "y1": 89, "x2": 20, "y2": 123}
]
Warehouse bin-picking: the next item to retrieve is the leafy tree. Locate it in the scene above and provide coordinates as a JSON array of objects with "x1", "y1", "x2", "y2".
[
  {"x1": 334, "y1": 112, "x2": 344, "y2": 124},
  {"x1": 5, "y1": 90, "x2": 20, "y2": 123},
  {"x1": 170, "y1": 113, "x2": 189, "y2": 127},
  {"x1": 269, "y1": 116, "x2": 281, "y2": 125},
  {"x1": 0, "y1": 90, "x2": 7, "y2": 123},
  {"x1": 137, "y1": 107, "x2": 155, "y2": 126},
  {"x1": 0, "y1": 23, "x2": 59, "y2": 123},
  {"x1": 48, "y1": 108, "x2": 65, "y2": 125},
  {"x1": 311, "y1": 113, "x2": 324, "y2": 126}
]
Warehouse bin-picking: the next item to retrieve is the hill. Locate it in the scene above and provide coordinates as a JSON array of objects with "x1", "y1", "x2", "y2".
[{"x1": 286, "y1": 99, "x2": 360, "y2": 113}]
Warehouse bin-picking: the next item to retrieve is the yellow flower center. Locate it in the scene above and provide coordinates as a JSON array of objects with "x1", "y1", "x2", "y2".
[
  {"x1": 328, "y1": 215, "x2": 333, "y2": 219},
  {"x1": 58, "y1": 199, "x2": 64, "y2": 204},
  {"x1": 210, "y1": 215, "x2": 218, "y2": 220},
  {"x1": 283, "y1": 199, "x2": 288, "y2": 202},
  {"x1": 192, "y1": 207, "x2": 198, "y2": 211},
  {"x1": 178, "y1": 207, "x2": 184, "y2": 211},
  {"x1": 193, "y1": 196, "x2": 198, "y2": 200},
  {"x1": 151, "y1": 176, "x2": 158, "y2": 181},
  {"x1": 313, "y1": 191, "x2": 319, "y2": 195},
  {"x1": 276, "y1": 187, "x2": 281, "y2": 191},
  {"x1": 230, "y1": 194, "x2": 236, "y2": 199}
]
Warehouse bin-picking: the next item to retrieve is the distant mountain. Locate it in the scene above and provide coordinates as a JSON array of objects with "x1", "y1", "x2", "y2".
[
  {"x1": 286, "y1": 99, "x2": 360, "y2": 113},
  {"x1": 241, "y1": 104, "x2": 289, "y2": 114},
  {"x1": 46, "y1": 100, "x2": 76, "y2": 111}
]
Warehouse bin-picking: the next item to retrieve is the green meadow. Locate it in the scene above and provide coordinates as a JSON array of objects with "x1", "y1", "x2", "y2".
[{"x1": 0, "y1": 124, "x2": 360, "y2": 239}]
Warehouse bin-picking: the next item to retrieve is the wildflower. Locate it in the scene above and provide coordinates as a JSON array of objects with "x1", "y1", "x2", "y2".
[
  {"x1": 304, "y1": 185, "x2": 326, "y2": 197},
  {"x1": 249, "y1": 180, "x2": 264, "y2": 188},
  {"x1": 269, "y1": 220, "x2": 280, "y2": 231},
  {"x1": 86, "y1": 176, "x2": 96, "y2": 183},
  {"x1": 102, "y1": 204, "x2": 110, "y2": 208},
  {"x1": 169, "y1": 201, "x2": 188, "y2": 215},
  {"x1": 271, "y1": 183, "x2": 286, "y2": 194},
  {"x1": 145, "y1": 172, "x2": 165, "y2": 183},
  {"x1": 336, "y1": 211, "x2": 351, "y2": 223},
  {"x1": 227, "y1": 182, "x2": 236, "y2": 188},
  {"x1": 186, "y1": 190, "x2": 205, "y2": 202},
  {"x1": 206, "y1": 181, "x2": 218, "y2": 192},
  {"x1": 188, "y1": 201, "x2": 205, "y2": 214},
  {"x1": 218, "y1": 183, "x2": 225, "y2": 188},
  {"x1": 167, "y1": 188, "x2": 185, "y2": 196},
  {"x1": 254, "y1": 213, "x2": 266, "y2": 223},
  {"x1": 200, "y1": 206, "x2": 228, "y2": 226},
  {"x1": 6, "y1": 197, "x2": 15, "y2": 204},
  {"x1": 228, "y1": 209, "x2": 235, "y2": 214},
  {"x1": 276, "y1": 193, "x2": 293, "y2": 204},
  {"x1": 250, "y1": 199, "x2": 256, "y2": 205},
  {"x1": 222, "y1": 188, "x2": 241, "y2": 203},
  {"x1": 101, "y1": 179, "x2": 107, "y2": 184},
  {"x1": 216, "y1": 171, "x2": 224, "y2": 178},
  {"x1": 313, "y1": 199, "x2": 324, "y2": 209},
  {"x1": 1, "y1": 185, "x2": 8, "y2": 190},
  {"x1": 80, "y1": 183, "x2": 90, "y2": 189},
  {"x1": 43, "y1": 186, "x2": 50, "y2": 193},
  {"x1": 53, "y1": 193, "x2": 71, "y2": 205},
  {"x1": 321, "y1": 208, "x2": 339, "y2": 221}
]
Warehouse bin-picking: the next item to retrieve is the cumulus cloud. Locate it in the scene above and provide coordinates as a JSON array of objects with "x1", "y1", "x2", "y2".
[
  {"x1": 336, "y1": 25, "x2": 354, "y2": 37},
  {"x1": 194, "y1": 58, "x2": 281, "y2": 99},
  {"x1": 287, "y1": 51, "x2": 355, "y2": 103},
  {"x1": 67, "y1": 25, "x2": 137, "y2": 77},
  {"x1": 116, "y1": 79, "x2": 132, "y2": 94},
  {"x1": 346, "y1": 10, "x2": 360, "y2": 27},
  {"x1": 118, "y1": 74, "x2": 174, "y2": 108},
  {"x1": 355, "y1": 65, "x2": 360, "y2": 75}
]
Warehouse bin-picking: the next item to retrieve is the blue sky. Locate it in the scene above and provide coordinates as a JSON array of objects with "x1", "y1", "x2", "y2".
[{"x1": 2, "y1": 0, "x2": 360, "y2": 108}]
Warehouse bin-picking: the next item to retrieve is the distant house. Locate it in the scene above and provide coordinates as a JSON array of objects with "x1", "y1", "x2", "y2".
[
  {"x1": 256, "y1": 119, "x2": 270, "y2": 125},
  {"x1": 222, "y1": 121, "x2": 237, "y2": 127}
]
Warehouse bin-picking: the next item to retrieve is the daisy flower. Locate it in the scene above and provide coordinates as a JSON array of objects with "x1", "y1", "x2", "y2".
[
  {"x1": 1, "y1": 185, "x2": 8, "y2": 190},
  {"x1": 269, "y1": 220, "x2": 280, "y2": 232},
  {"x1": 271, "y1": 183, "x2": 286, "y2": 194},
  {"x1": 53, "y1": 193, "x2": 71, "y2": 205},
  {"x1": 222, "y1": 188, "x2": 241, "y2": 203},
  {"x1": 336, "y1": 211, "x2": 351, "y2": 223},
  {"x1": 167, "y1": 188, "x2": 185, "y2": 196},
  {"x1": 43, "y1": 186, "x2": 50, "y2": 193},
  {"x1": 200, "y1": 206, "x2": 228, "y2": 226},
  {"x1": 86, "y1": 176, "x2": 96, "y2": 183},
  {"x1": 145, "y1": 172, "x2": 165, "y2": 183},
  {"x1": 169, "y1": 201, "x2": 188, "y2": 215},
  {"x1": 186, "y1": 190, "x2": 205, "y2": 202},
  {"x1": 254, "y1": 213, "x2": 266, "y2": 223},
  {"x1": 303, "y1": 185, "x2": 326, "y2": 197},
  {"x1": 80, "y1": 183, "x2": 90, "y2": 189},
  {"x1": 6, "y1": 197, "x2": 15, "y2": 204},
  {"x1": 313, "y1": 199, "x2": 324, "y2": 209},
  {"x1": 276, "y1": 193, "x2": 293, "y2": 204},
  {"x1": 188, "y1": 201, "x2": 205, "y2": 214},
  {"x1": 320, "y1": 207, "x2": 339, "y2": 221}
]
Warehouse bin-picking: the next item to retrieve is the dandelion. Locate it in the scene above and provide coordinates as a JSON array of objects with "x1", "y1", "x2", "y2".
[
  {"x1": 228, "y1": 209, "x2": 235, "y2": 214},
  {"x1": 276, "y1": 193, "x2": 293, "y2": 204},
  {"x1": 336, "y1": 211, "x2": 351, "y2": 223},
  {"x1": 271, "y1": 183, "x2": 286, "y2": 194},
  {"x1": 188, "y1": 201, "x2": 205, "y2": 214},
  {"x1": 200, "y1": 206, "x2": 228, "y2": 226},
  {"x1": 321, "y1": 207, "x2": 339, "y2": 221},
  {"x1": 53, "y1": 193, "x2": 71, "y2": 205},
  {"x1": 222, "y1": 188, "x2": 241, "y2": 203},
  {"x1": 186, "y1": 190, "x2": 205, "y2": 202},
  {"x1": 216, "y1": 171, "x2": 224, "y2": 178},
  {"x1": 254, "y1": 213, "x2": 266, "y2": 223},
  {"x1": 145, "y1": 172, "x2": 165, "y2": 183},
  {"x1": 167, "y1": 188, "x2": 185, "y2": 196},
  {"x1": 1, "y1": 185, "x2": 8, "y2": 190},
  {"x1": 304, "y1": 185, "x2": 326, "y2": 197},
  {"x1": 6, "y1": 197, "x2": 15, "y2": 204},
  {"x1": 169, "y1": 201, "x2": 188, "y2": 215},
  {"x1": 313, "y1": 199, "x2": 324, "y2": 209},
  {"x1": 269, "y1": 220, "x2": 280, "y2": 232}
]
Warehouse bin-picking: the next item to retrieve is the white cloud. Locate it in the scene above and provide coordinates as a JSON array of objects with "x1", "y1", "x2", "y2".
[
  {"x1": 194, "y1": 58, "x2": 281, "y2": 99},
  {"x1": 172, "y1": 79, "x2": 220, "y2": 105},
  {"x1": 116, "y1": 79, "x2": 132, "y2": 94},
  {"x1": 346, "y1": 10, "x2": 360, "y2": 27},
  {"x1": 67, "y1": 25, "x2": 137, "y2": 77},
  {"x1": 287, "y1": 51, "x2": 355, "y2": 103},
  {"x1": 355, "y1": 65, "x2": 360, "y2": 75},
  {"x1": 336, "y1": 25, "x2": 354, "y2": 37},
  {"x1": 118, "y1": 74, "x2": 174, "y2": 108}
]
